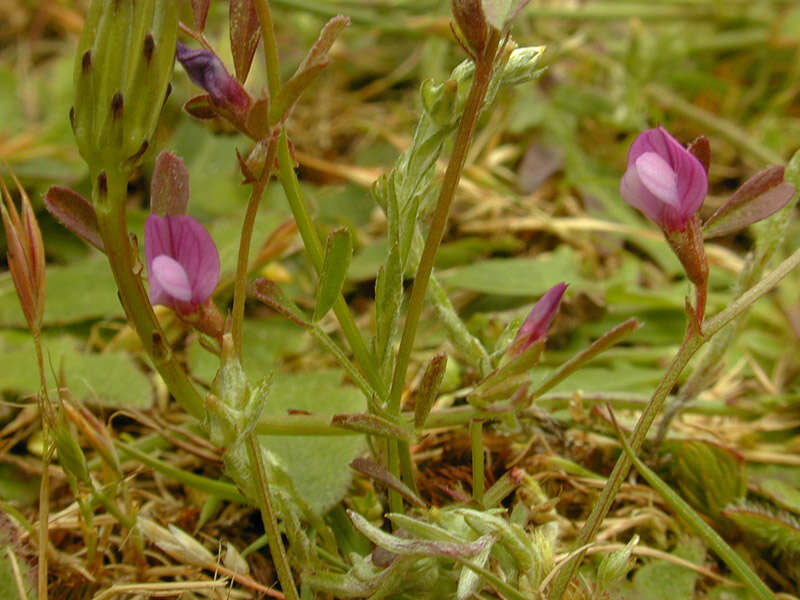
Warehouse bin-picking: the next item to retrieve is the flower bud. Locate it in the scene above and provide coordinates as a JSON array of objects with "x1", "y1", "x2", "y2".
[
  {"x1": 501, "y1": 46, "x2": 545, "y2": 86},
  {"x1": 71, "y1": 0, "x2": 178, "y2": 173},
  {"x1": 176, "y1": 42, "x2": 251, "y2": 113},
  {"x1": 508, "y1": 283, "x2": 566, "y2": 358}
]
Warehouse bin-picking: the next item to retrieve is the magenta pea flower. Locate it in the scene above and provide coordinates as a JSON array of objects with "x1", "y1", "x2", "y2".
[
  {"x1": 620, "y1": 126, "x2": 707, "y2": 232},
  {"x1": 509, "y1": 282, "x2": 567, "y2": 357},
  {"x1": 145, "y1": 214, "x2": 220, "y2": 314},
  {"x1": 176, "y1": 42, "x2": 250, "y2": 111}
]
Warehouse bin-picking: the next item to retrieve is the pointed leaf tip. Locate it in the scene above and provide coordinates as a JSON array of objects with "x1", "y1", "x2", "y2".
[
  {"x1": 704, "y1": 165, "x2": 795, "y2": 238},
  {"x1": 313, "y1": 228, "x2": 353, "y2": 322}
]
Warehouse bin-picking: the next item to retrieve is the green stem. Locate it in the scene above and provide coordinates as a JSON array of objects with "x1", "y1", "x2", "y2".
[
  {"x1": 37, "y1": 435, "x2": 50, "y2": 600},
  {"x1": 276, "y1": 131, "x2": 384, "y2": 397},
  {"x1": 93, "y1": 170, "x2": 204, "y2": 419},
  {"x1": 231, "y1": 138, "x2": 278, "y2": 355},
  {"x1": 254, "y1": 0, "x2": 282, "y2": 100},
  {"x1": 388, "y1": 30, "x2": 502, "y2": 416},
  {"x1": 245, "y1": 434, "x2": 300, "y2": 600},
  {"x1": 549, "y1": 246, "x2": 800, "y2": 599},
  {"x1": 470, "y1": 419, "x2": 484, "y2": 505},
  {"x1": 383, "y1": 32, "x2": 501, "y2": 498},
  {"x1": 386, "y1": 442, "x2": 403, "y2": 514},
  {"x1": 116, "y1": 440, "x2": 247, "y2": 502}
]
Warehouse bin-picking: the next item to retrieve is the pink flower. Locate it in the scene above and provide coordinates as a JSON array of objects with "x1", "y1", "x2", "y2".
[
  {"x1": 509, "y1": 282, "x2": 567, "y2": 357},
  {"x1": 620, "y1": 126, "x2": 707, "y2": 232},
  {"x1": 176, "y1": 42, "x2": 250, "y2": 111},
  {"x1": 145, "y1": 214, "x2": 220, "y2": 313}
]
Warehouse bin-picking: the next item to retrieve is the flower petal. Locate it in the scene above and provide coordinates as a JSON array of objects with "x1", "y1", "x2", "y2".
[
  {"x1": 151, "y1": 255, "x2": 193, "y2": 303},
  {"x1": 167, "y1": 215, "x2": 220, "y2": 304},
  {"x1": 620, "y1": 165, "x2": 667, "y2": 225},
  {"x1": 635, "y1": 152, "x2": 679, "y2": 207}
]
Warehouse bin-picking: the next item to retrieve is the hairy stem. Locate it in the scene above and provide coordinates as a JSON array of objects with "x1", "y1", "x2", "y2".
[{"x1": 388, "y1": 30, "x2": 502, "y2": 415}]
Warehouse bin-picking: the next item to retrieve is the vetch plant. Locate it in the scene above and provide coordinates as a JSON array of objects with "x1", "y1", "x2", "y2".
[{"x1": 5, "y1": 0, "x2": 797, "y2": 598}]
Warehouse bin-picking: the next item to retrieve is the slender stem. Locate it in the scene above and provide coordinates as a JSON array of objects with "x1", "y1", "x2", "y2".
[
  {"x1": 37, "y1": 435, "x2": 50, "y2": 600},
  {"x1": 398, "y1": 441, "x2": 418, "y2": 496},
  {"x1": 231, "y1": 138, "x2": 278, "y2": 355},
  {"x1": 470, "y1": 419, "x2": 485, "y2": 505},
  {"x1": 254, "y1": 0, "x2": 282, "y2": 100},
  {"x1": 245, "y1": 434, "x2": 300, "y2": 600},
  {"x1": 549, "y1": 247, "x2": 800, "y2": 599},
  {"x1": 276, "y1": 131, "x2": 385, "y2": 397},
  {"x1": 386, "y1": 442, "x2": 403, "y2": 514},
  {"x1": 33, "y1": 334, "x2": 48, "y2": 600},
  {"x1": 93, "y1": 170, "x2": 205, "y2": 419},
  {"x1": 388, "y1": 30, "x2": 501, "y2": 415}
]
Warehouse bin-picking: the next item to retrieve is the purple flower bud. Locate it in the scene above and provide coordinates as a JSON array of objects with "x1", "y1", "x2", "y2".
[
  {"x1": 510, "y1": 282, "x2": 567, "y2": 356},
  {"x1": 145, "y1": 214, "x2": 220, "y2": 313},
  {"x1": 620, "y1": 126, "x2": 707, "y2": 232},
  {"x1": 176, "y1": 42, "x2": 250, "y2": 111}
]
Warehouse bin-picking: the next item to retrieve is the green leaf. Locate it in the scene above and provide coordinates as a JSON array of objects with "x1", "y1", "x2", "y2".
[
  {"x1": 0, "y1": 333, "x2": 152, "y2": 408},
  {"x1": 723, "y1": 503, "x2": 800, "y2": 555},
  {"x1": 441, "y1": 246, "x2": 582, "y2": 296},
  {"x1": 659, "y1": 440, "x2": 747, "y2": 518},
  {"x1": 0, "y1": 525, "x2": 36, "y2": 600},
  {"x1": 633, "y1": 539, "x2": 705, "y2": 600},
  {"x1": 313, "y1": 228, "x2": 353, "y2": 322},
  {"x1": 703, "y1": 166, "x2": 794, "y2": 239},
  {"x1": 752, "y1": 478, "x2": 800, "y2": 516},
  {"x1": 0, "y1": 464, "x2": 39, "y2": 505},
  {"x1": 0, "y1": 256, "x2": 120, "y2": 327},
  {"x1": 258, "y1": 370, "x2": 366, "y2": 514}
]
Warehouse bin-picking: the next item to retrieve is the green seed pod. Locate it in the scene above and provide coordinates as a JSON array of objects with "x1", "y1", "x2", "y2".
[{"x1": 71, "y1": 0, "x2": 177, "y2": 174}]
